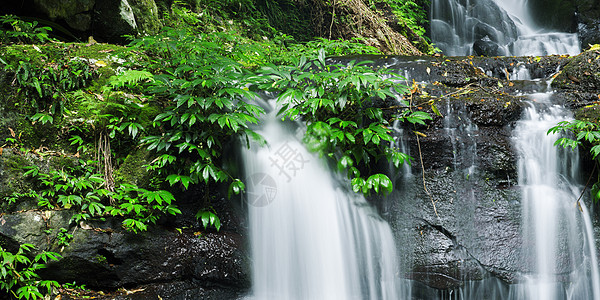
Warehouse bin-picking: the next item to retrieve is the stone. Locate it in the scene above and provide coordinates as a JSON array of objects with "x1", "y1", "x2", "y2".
[
  {"x1": 33, "y1": 0, "x2": 95, "y2": 20},
  {"x1": 473, "y1": 38, "x2": 506, "y2": 57}
]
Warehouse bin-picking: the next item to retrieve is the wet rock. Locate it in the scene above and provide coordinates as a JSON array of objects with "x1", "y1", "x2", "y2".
[
  {"x1": 471, "y1": 0, "x2": 519, "y2": 42},
  {"x1": 33, "y1": 0, "x2": 95, "y2": 31},
  {"x1": 528, "y1": 0, "x2": 577, "y2": 32},
  {"x1": 93, "y1": 0, "x2": 138, "y2": 42},
  {"x1": 473, "y1": 38, "x2": 506, "y2": 57},
  {"x1": 574, "y1": 0, "x2": 600, "y2": 46},
  {"x1": 388, "y1": 167, "x2": 523, "y2": 290},
  {"x1": 553, "y1": 48, "x2": 600, "y2": 92},
  {"x1": 3, "y1": 0, "x2": 161, "y2": 41},
  {"x1": 37, "y1": 227, "x2": 250, "y2": 290},
  {"x1": 474, "y1": 22, "x2": 502, "y2": 44},
  {"x1": 0, "y1": 192, "x2": 250, "y2": 297}
]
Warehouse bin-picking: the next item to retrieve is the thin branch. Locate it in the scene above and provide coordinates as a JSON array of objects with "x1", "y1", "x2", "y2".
[
  {"x1": 415, "y1": 131, "x2": 438, "y2": 217},
  {"x1": 576, "y1": 163, "x2": 597, "y2": 212},
  {"x1": 328, "y1": 0, "x2": 336, "y2": 40}
]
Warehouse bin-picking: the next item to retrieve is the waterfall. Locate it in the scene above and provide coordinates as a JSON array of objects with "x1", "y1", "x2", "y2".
[
  {"x1": 430, "y1": 0, "x2": 580, "y2": 56},
  {"x1": 512, "y1": 94, "x2": 600, "y2": 300},
  {"x1": 243, "y1": 100, "x2": 408, "y2": 299}
]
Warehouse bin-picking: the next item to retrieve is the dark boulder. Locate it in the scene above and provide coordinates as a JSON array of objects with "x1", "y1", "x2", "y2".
[
  {"x1": 473, "y1": 38, "x2": 506, "y2": 57},
  {"x1": 2, "y1": 0, "x2": 162, "y2": 42},
  {"x1": 574, "y1": 0, "x2": 600, "y2": 46}
]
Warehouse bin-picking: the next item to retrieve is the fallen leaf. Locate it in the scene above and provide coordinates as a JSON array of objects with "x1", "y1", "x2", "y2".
[
  {"x1": 568, "y1": 74, "x2": 581, "y2": 83},
  {"x1": 95, "y1": 60, "x2": 107, "y2": 67}
]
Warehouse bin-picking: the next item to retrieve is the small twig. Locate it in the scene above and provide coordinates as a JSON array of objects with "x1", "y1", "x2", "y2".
[
  {"x1": 576, "y1": 163, "x2": 597, "y2": 211},
  {"x1": 404, "y1": 85, "x2": 439, "y2": 217},
  {"x1": 415, "y1": 132, "x2": 438, "y2": 217}
]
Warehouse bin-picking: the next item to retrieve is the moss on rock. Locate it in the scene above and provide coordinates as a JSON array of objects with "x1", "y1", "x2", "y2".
[
  {"x1": 114, "y1": 148, "x2": 153, "y2": 187},
  {"x1": 553, "y1": 49, "x2": 600, "y2": 91}
]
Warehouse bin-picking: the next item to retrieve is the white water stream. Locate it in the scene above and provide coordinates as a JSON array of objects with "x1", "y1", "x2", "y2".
[
  {"x1": 243, "y1": 102, "x2": 408, "y2": 299},
  {"x1": 430, "y1": 0, "x2": 580, "y2": 56},
  {"x1": 512, "y1": 94, "x2": 600, "y2": 300}
]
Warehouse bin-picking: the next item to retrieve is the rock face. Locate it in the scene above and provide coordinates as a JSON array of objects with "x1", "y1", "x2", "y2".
[
  {"x1": 372, "y1": 53, "x2": 599, "y2": 295},
  {"x1": 2, "y1": 0, "x2": 162, "y2": 42},
  {"x1": 0, "y1": 192, "x2": 251, "y2": 299},
  {"x1": 573, "y1": 0, "x2": 600, "y2": 46}
]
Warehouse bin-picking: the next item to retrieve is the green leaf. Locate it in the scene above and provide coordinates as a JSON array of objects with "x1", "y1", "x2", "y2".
[{"x1": 431, "y1": 103, "x2": 443, "y2": 117}]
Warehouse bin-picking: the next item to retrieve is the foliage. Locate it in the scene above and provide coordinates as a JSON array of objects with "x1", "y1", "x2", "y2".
[
  {"x1": 548, "y1": 119, "x2": 600, "y2": 202},
  {"x1": 253, "y1": 50, "x2": 428, "y2": 194},
  {"x1": 196, "y1": 209, "x2": 221, "y2": 231},
  {"x1": 0, "y1": 15, "x2": 54, "y2": 45},
  {"x1": 288, "y1": 37, "x2": 381, "y2": 58},
  {"x1": 19, "y1": 161, "x2": 181, "y2": 233},
  {"x1": 0, "y1": 244, "x2": 61, "y2": 300},
  {"x1": 381, "y1": 0, "x2": 429, "y2": 38},
  {"x1": 1, "y1": 47, "x2": 98, "y2": 123},
  {"x1": 55, "y1": 228, "x2": 73, "y2": 248},
  {"x1": 122, "y1": 28, "x2": 264, "y2": 208},
  {"x1": 254, "y1": 0, "x2": 313, "y2": 41}
]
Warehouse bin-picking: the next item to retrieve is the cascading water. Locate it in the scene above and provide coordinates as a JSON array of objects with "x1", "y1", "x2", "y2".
[
  {"x1": 430, "y1": 0, "x2": 580, "y2": 56},
  {"x1": 243, "y1": 100, "x2": 409, "y2": 299},
  {"x1": 511, "y1": 94, "x2": 600, "y2": 300}
]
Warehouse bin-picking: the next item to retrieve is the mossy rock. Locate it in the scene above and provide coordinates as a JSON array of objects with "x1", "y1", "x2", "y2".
[
  {"x1": 552, "y1": 49, "x2": 600, "y2": 91},
  {"x1": 575, "y1": 104, "x2": 600, "y2": 124},
  {"x1": 0, "y1": 148, "x2": 80, "y2": 212},
  {"x1": 114, "y1": 148, "x2": 153, "y2": 188},
  {"x1": 129, "y1": 0, "x2": 162, "y2": 35},
  {"x1": 0, "y1": 150, "x2": 33, "y2": 198}
]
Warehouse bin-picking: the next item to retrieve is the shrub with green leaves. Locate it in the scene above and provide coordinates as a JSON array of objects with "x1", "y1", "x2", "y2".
[
  {"x1": 21, "y1": 161, "x2": 182, "y2": 233},
  {"x1": 0, "y1": 244, "x2": 61, "y2": 300},
  {"x1": 0, "y1": 15, "x2": 54, "y2": 45},
  {"x1": 549, "y1": 119, "x2": 600, "y2": 202},
  {"x1": 1, "y1": 47, "x2": 98, "y2": 123},
  {"x1": 253, "y1": 50, "x2": 430, "y2": 194},
  {"x1": 121, "y1": 28, "x2": 265, "y2": 204}
]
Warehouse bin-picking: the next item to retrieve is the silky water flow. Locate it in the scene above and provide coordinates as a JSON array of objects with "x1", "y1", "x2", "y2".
[{"x1": 242, "y1": 99, "x2": 409, "y2": 299}]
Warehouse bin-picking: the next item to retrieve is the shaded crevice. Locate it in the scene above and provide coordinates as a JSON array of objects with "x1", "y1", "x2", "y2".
[{"x1": 418, "y1": 217, "x2": 458, "y2": 246}]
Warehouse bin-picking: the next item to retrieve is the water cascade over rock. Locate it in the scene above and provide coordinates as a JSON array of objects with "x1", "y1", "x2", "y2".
[
  {"x1": 430, "y1": 0, "x2": 580, "y2": 56},
  {"x1": 242, "y1": 100, "x2": 410, "y2": 299},
  {"x1": 511, "y1": 93, "x2": 600, "y2": 299}
]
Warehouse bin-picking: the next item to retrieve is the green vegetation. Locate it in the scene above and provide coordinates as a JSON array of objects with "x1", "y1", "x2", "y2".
[
  {"x1": 0, "y1": 244, "x2": 61, "y2": 300},
  {"x1": 549, "y1": 120, "x2": 600, "y2": 202},
  {"x1": 374, "y1": 0, "x2": 429, "y2": 38},
  {"x1": 0, "y1": 2, "x2": 426, "y2": 226},
  {"x1": 253, "y1": 51, "x2": 429, "y2": 194},
  {"x1": 0, "y1": 15, "x2": 54, "y2": 45},
  {"x1": 0, "y1": 2, "x2": 435, "y2": 297}
]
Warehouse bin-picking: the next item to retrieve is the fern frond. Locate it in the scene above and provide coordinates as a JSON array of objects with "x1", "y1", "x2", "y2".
[{"x1": 109, "y1": 70, "x2": 154, "y2": 89}]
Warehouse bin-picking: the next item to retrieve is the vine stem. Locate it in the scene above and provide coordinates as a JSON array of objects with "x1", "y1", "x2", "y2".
[
  {"x1": 329, "y1": 0, "x2": 335, "y2": 40},
  {"x1": 405, "y1": 79, "x2": 439, "y2": 217},
  {"x1": 576, "y1": 162, "x2": 597, "y2": 212},
  {"x1": 415, "y1": 131, "x2": 438, "y2": 217}
]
